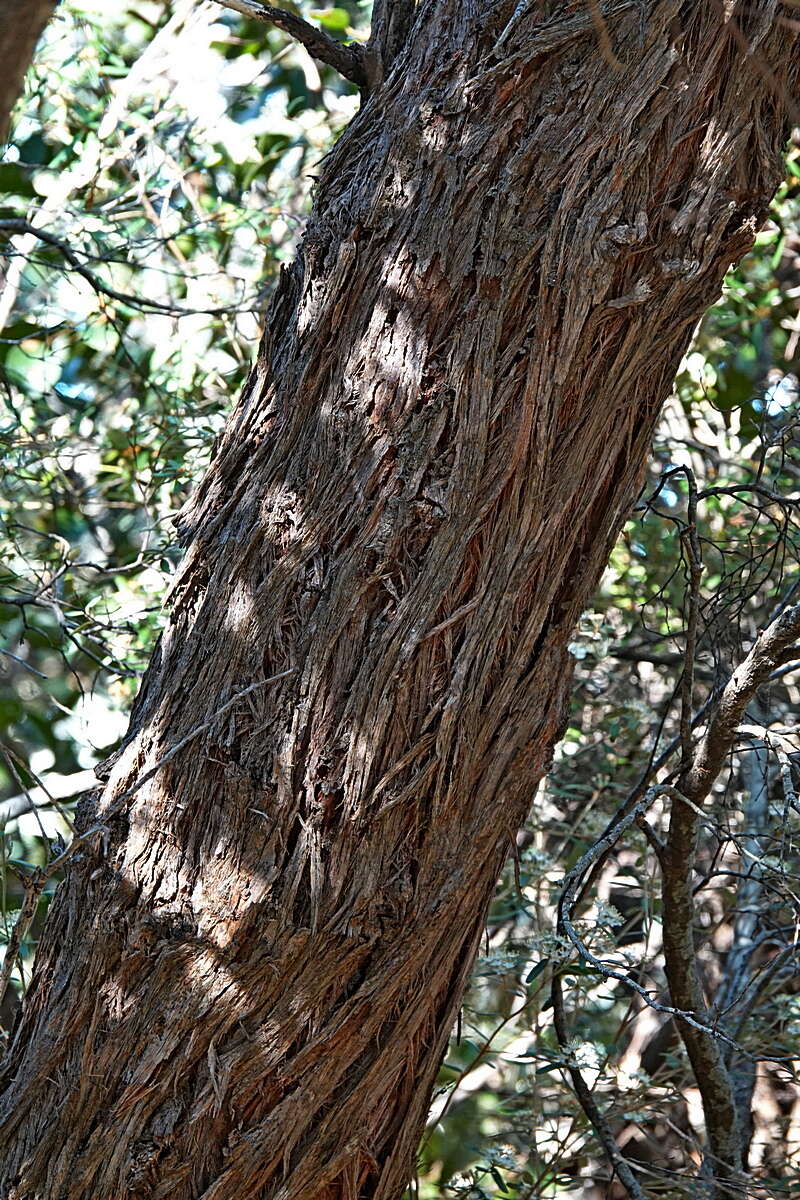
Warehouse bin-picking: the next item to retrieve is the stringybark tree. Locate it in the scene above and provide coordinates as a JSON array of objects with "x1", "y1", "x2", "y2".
[{"x1": 0, "y1": 1, "x2": 797, "y2": 1197}]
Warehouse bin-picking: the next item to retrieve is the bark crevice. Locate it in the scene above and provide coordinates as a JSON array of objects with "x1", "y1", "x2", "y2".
[{"x1": 1, "y1": 3, "x2": 798, "y2": 1198}]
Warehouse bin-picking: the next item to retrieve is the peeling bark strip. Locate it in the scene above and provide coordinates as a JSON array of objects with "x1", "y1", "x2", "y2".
[{"x1": 1, "y1": 3, "x2": 798, "y2": 1198}]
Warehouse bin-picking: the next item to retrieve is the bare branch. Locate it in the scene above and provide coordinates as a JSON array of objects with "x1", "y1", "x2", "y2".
[
  {"x1": 211, "y1": 0, "x2": 367, "y2": 87},
  {"x1": 0, "y1": 824, "x2": 107, "y2": 1022},
  {"x1": 0, "y1": 769, "x2": 97, "y2": 826},
  {"x1": 680, "y1": 468, "x2": 703, "y2": 772},
  {"x1": 660, "y1": 603, "x2": 800, "y2": 1184},
  {"x1": 0, "y1": 0, "x2": 57, "y2": 143},
  {"x1": 556, "y1": 782, "x2": 796, "y2": 1056},
  {"x1": 0, "y1": 219, "x2": 255, "y2": 317},
  {"x1": 0, "y1": 673, "x2": 298, "y2": 1030},
  {"x1": 551, "y1": 974, "x2": 650, "y2": 1200},
  {"x1": 100, "y1": 669, "x2": 298, "y2": 820},
  {"x1": 685, "y1": 603, "x2": 800, "y2": 804}
]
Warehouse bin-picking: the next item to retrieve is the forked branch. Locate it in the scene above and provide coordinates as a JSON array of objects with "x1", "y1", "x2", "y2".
[
  {"x1": 554, "y1": 595, "x2": 800, "y2": 1197},
  {"x1": 661, "y1": 600, "x2": 800, "y2": 1187}
]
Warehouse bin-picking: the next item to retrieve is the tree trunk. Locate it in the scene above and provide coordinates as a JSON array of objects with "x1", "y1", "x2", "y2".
[
  {"x1": 0, "y1": 3, "x2": 796, "y2": 1197},
  {"x1": 0, "y1": 0, "x2": 58, "y2": 143}
]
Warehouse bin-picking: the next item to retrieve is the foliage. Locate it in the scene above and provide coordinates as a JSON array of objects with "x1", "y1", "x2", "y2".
[{"x1": 2, "y1": 6, "x2": 800, "y2": 1197}]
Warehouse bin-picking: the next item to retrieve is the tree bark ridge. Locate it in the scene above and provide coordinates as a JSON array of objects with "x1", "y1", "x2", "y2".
[{"x1": 0, "y1": 3, "x2": 797, "y2": 1197}]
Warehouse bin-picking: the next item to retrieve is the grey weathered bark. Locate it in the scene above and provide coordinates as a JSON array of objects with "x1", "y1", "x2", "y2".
[
  {"x1": 0, "y1": 2, "x2": 797, "y2": 1198},
  {"x1": 0, "y1": 0, "x2": 58, "y2": 144}
]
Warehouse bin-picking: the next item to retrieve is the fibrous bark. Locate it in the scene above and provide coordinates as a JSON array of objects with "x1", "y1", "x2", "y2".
[{"x1": 0, "y1": 2, "x2": 797, "y2": 1197}]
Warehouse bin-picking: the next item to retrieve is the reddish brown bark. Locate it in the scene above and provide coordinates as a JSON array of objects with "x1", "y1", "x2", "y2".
[
  {"x1": 0, "y1": 0, "x2": 58, "y2": 143},
  {"x1": 0, "y1": 2, "x2": 797, "y2": 1197}
]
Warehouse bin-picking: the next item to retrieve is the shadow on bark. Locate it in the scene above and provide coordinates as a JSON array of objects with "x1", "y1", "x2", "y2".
[{"x1": 1, "y1": 1, "x2": 798, "y2": 1197}]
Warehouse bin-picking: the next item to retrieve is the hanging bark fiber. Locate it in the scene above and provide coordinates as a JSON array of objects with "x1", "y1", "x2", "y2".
[{"x1": 1, "y1": 2, "x2": 798, "y2": 1197}]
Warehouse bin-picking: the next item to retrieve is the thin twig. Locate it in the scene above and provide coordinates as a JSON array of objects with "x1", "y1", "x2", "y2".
[
  {"x1": 660, "y1": 600, "x2": 800, "y2": 1180},
  {"x1": 0, "y1": 671, "x2": 297, "y2": 1029},
  {"x1": 556, "y1": 782, "x2": 798, "y2": 1055},
  {"x1": 0, "y1": 824, "x2": 107, "y2": 1019},
  {"x1": 551, "y1": 974, "x2": 650, "y2": 1200},
  {"x1": 0, "y1": 219, "x2": 256, "y2": 317}
]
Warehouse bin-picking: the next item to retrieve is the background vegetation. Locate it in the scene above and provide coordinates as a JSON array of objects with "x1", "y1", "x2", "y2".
[{"x1": 1, "y1": 4, "x2": 799, "y2": 1195}]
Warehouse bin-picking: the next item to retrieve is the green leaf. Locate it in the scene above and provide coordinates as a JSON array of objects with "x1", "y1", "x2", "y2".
[
  {"x1": 489, "y1": 1165, "x2": 507, "y2": 1192},
  {"x1": 524, "y1": 958, "x2": 549, "y2": 984},
  {"x1": 311, "y1": 6, "x2": 350, "y2": 29}
]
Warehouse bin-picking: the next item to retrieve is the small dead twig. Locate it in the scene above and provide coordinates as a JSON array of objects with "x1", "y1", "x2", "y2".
[{"x1": 99, "y1": 668, "x2": 297, "y2": 820}]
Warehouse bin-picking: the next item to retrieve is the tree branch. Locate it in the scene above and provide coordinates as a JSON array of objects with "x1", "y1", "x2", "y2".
[
  {"x1": 661, "y1": 602, "x2": 800, "y2": 1188},
  {"x1": 0, "y1": 218, "x2": 256, "y2": 317},
  {"x1": 0, "y1": 769, "x2": 97, "y2": 827},
  {"x1": 364, "y1": 0, "x2": 415, "y2": 89},
  {"x1": 99, "y1": 669, "x2": 298, "y2": 821},
  {"x1": 551, "y1": 974, "x2": 649, "y2": 1200},
  {"x1": 558, "y1": 604, "x2": 800, "y2": 1194},
  {"x1": 685, "y1": 604, "x2": 800, "y2": 803},
  {"x1": 0, "y1": 823, "x2": 108, "y2": 1024},
  {"x1": 0, "y1": 0, "x2": 58, "y2": 143},
  {"x1": 211, "y1": 0, "x2": 367, "y2": 88},
  {"x1": 679, "y1": 468, "x2": 703, "y2": 773}
]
